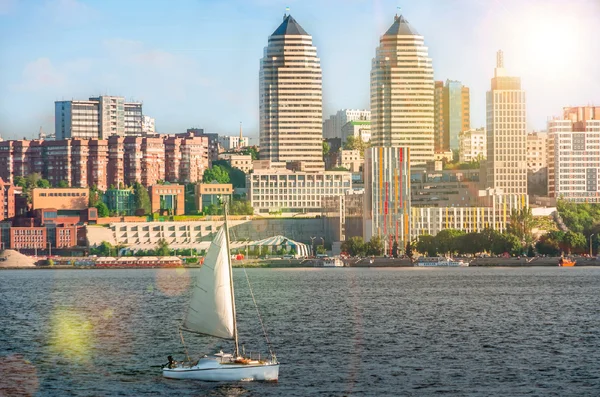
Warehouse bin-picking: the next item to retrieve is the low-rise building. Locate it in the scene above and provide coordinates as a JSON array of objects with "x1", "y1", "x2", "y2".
[
  {"x1": 337, "y1": 150, "x2": 363, "y2": 173},
  {"x1": 104, "y1": 189, "x2": 135, "y2": 215},
  {"x1": 0, "y1": 178, "x2": 15, "y2": 221},
  {"x1": 322, "y1": 190, "x2": 364, "y2": 243},
  {"x1": 220, "y1": 154, "x2": 253, "y2": 173},
  {"x1": 341, "y1": 120, "x2": 371, "y2": 145},
  {"x1": 247, "y1": 169, "x2": 352, "y2": 215},
  {"x1": 31, "y1": 188, "x2": 89, "y2": 210},
  {"x1": 459, "y1": 128, "x2": 486, "y2": 163},
  {"x1": 149, "y1": 184, "x2": 185, "y2": 215},
  {"x1": 195, "y1": 183, "x2": 233, "y2": 212}
]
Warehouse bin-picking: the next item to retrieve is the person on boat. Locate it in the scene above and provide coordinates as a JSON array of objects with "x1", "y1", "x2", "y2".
[{"x1": 167, "y1": 355, "x2": 177, "y2": 369}]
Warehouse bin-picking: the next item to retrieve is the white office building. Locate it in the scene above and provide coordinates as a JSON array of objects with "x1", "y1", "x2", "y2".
[
  {"x1": 323, "y1": 109, "x2": 370, "y2": 140},
  {"x1": 459, "y1": 128, "x2": 486, "y2": 163}
]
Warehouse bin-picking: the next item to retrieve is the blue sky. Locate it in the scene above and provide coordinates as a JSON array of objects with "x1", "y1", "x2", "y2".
[{"x1": 1, "y1": 0, "x2": 599, "y2": 142}]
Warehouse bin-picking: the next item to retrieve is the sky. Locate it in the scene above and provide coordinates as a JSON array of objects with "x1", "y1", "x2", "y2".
[{"x1": 0, "y1": 0, "x2": 599, "y2": 142}]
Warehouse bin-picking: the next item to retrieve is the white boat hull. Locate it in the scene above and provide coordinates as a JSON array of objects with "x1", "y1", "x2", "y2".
[{"x1": 163, "y1": 357, "x2": 279, "y2": 381}]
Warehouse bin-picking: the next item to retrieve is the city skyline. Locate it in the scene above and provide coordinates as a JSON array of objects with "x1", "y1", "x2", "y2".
[{"x1": 1, "y1": 0, "x2": 599, "y2": 140}]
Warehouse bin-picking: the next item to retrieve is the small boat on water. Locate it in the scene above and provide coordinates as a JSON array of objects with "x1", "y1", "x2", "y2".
[
  {"x1": 415, "y1": 257, "x2": 469, "y2": 267},
  {"x1": 316, "y1": 257, "x2": 344, "y2": 267},
  {"x1": 162, "y1": 203, "x2": 279, "y2": 382},
  {"x1": 558, "y1": 257, "x2": 576, "y2": 267}
]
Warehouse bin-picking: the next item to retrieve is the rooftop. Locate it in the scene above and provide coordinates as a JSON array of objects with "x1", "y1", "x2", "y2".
[
  {"x1": 271, "y1": 14, "x2": 309, "y2": 36},
  {"x1": 384, "y1": 14, "x2": 420, "y2": 36}
]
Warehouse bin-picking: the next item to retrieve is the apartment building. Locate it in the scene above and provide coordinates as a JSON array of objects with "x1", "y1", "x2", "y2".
[
  {"x1": 459, "y1": 128, "x2": 486, "y2": 163},
  {"x1": 548, "y1": 106, "x2": 600, "y2": 202},
  {"x1": 55, "y1": 95, "x2": 147, "y2": 140},
  {"x1": 0, "y1": 178, "x2": 15, "y2": 221},
  {"x1": 247, "y1": 169, "x2": 352, "y2": 215},
  {"x1": 323, "y1": 109, "x2": 371, "y2": 140},
  {"x1": 526, "y1": 131, "x2": 548, "y2": 195}
]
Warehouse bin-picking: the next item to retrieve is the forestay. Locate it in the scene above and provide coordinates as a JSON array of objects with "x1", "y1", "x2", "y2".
[{"x1": 182, "y1": 227, "x2": 235, "y2": 339}]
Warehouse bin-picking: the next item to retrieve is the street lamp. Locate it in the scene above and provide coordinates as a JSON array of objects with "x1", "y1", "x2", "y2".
[
  {"x1": 310, "y1": 236, "x2": 316, "y2": 257},
  {"x1": 590, "y1": 234, "x2": 595, "y2": 257},
  {"x1": 47, "y1": 241, "x2": 52, "y2": 257}
]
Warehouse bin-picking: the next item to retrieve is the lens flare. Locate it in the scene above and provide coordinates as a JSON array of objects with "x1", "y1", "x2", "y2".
[
  {"x1": 156, "y1": 266, "x2": 190, "y2": 296},
  {"x1": 49, "y1": 308, "x2": 94, "y2": 362}
]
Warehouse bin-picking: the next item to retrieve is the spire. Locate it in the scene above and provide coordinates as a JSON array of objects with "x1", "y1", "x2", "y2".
[
  {"x1": 497, "y1": 50, "x2": 504, "y2": 68},
  {"x1": 239, "y1": 122, "x2": 243, "y2": 141}
]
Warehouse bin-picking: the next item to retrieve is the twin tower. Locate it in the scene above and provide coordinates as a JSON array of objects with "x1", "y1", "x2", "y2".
[{"x1": 259, "y1": 14, "x2": 434, "y2": 169}]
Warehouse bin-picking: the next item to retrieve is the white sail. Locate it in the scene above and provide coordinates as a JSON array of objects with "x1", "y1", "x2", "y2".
[{"x1": 182, "y1": 227, "x2": 235, "y2": 339}]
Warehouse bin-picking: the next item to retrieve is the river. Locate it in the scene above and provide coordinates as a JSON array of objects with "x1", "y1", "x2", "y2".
[{"x1": 1, "y1": 267, "x2": 599, "y2": 396}]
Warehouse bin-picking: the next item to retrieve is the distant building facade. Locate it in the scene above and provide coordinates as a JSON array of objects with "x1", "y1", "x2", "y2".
[
  {"x1": 55, "y1": 95, "x2": 147, "y2": 140},
  {"x1": 486, "y1": 50, "x2": 527, "y2": 195},
  {"x1": 142, "y1": 116, "x2": 155, "y2": 135},
  {"x1": 548, "y1": 106, "x2": 600, "y2": 202},
  {"x1": 434, "y1": 80, "x2": 470, "y2": 152},
  {"x1": 259, "y1": 14, "x2": 324, "y2": 170},
  {"x1": 323, "y1": 109, "x2": 370, "y2": 140},
  {"x1": 31, "y1": 188, "x2": 89, "y2": 210},
  {"x1": 526, "y1": 131, "x2": 548, "y2": 196},
  {"x1": 364, "y1": 147, "x2": 411, "y2": 251},
  {"x1": 219, "y1": 136, "x2": 249, "y2": 151},
  {"x1": 340, "y1": 120, "x2": 371, "y2": 146},
  {"x1": 247, "y1": 169, "x2": 352, "y2": 215},
  {"x1": 371, "y1": 15, "x2": 434, "y2": 167},
  {"x1": 0, "y1": 178, "x2": 15, "y2": 221},
  {"x1": 149, "y1": 184, "x2": 185, "y2": 215},
  {"x1": 459, "y1": 128, "x2": 486, "y2": 163},
  {"x1": 322, "y1": 190, "x2": 364, "y2": 243},
  {"x1": 195, "y1": 183, "x2": 233, "y2": 212}
]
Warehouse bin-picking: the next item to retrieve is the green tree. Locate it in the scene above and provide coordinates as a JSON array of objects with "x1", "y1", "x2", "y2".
[
  {"x1": 322, "y1": 141, "x2": 330, "y2": 157},
  {"x1": 230, "y1": 199, "x2": 253, "y2": 215},
  {"x1": 13, "y1": 176, "x2": 26, "y2": 189},
  {"x1": 562, "y1": 231, "x2": 586, "y2": 254},
  {"x1": 95, "y1": 202, "x2": 110, "y2": 217},
  {"x1": 456, "y1": 232, "x2": 486, "y2": 255},
  {"x1": 133, "y1": 182, "x2": 151, "y2": 215},
  {"x1": 435, "y1": 229, "x2": 465, "y2": 255},
  {"x1": 366, "y1": 236, "x2": 384, "y2": 256},
  {"x1": 405, "y1": 242, "x2": 414, "y2": 259},
  {"x1": 204, "y1": 203, "x2": 221, "y2": 215},
  {"x1": 155, "y1": 238, "x2": 170, "y2": 257},
  {"x1": 203, "y1": 165, "x2": 230, "y2": 184},
  {"x1": 57, "y1": 180, "x2": 69, "y2": 188},
  {"x1": 93, "y1": 241, "x2": 115, "y2": 257},
  {"x1": 507, "y1": 207, "x2": 534, "y2": 247},
  {"x1": 316, "y1": 245, "x2": 326, "y2": 255},
  {"x1": 37, "y1": 179, "x2": 51, "y2": 188},
  {"x1": 392, "y1": 240, "x2": 399, "y2": 258},
  {"x1": 331, "y1": 166, "x2": 350, "y2": 171},
  {"x1": 491, "y1": 233, "x2": 522, "y2": 255},
  {"x1": 240, "y1": 146, "x2": 259, "y2": 160},
  {"x1": 343, "y1": 136, "x2": 370, "y2": 157},
  {"x1": 341, "y1": 236, "x2": 366, "y2": 256},
  {"x1": 89, "y1": 186, "x2": 101, "y2": 207},
  {"x1": 26, "y1": 173, "x2": 42, "y2": 189},
  {"x1": 416, "y1": 235, "x2": 437, "y2": 256}
]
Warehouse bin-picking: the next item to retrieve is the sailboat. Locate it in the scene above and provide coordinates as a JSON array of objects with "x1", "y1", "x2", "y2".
[{"x1": 162, "y1": 204, "x2": 279, "y2": 381}]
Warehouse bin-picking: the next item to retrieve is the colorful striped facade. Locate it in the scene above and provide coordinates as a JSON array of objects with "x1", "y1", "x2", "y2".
[{"x1": 364, "y1": 147, "x2": 411, "y2": 248}]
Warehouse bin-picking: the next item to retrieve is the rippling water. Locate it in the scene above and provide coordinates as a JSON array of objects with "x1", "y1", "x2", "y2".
[{"x1": 1, "y1": 267, "x2": 600, "y2": 396}]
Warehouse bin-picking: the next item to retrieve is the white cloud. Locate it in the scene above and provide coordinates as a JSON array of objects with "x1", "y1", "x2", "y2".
[{"x1": 10, "y1": 58, "x2": 66, "y2": 92}]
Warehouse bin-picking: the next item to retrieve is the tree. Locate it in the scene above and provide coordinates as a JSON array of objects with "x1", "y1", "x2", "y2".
[
  {"x1": 366, "y1": 236, "x2": 384, "y2": 256},
  {"x1": 405, "y1": 242, "x2": 414, "y2": 259},
  {"x1": 89, "y1": 186, "x2": 101, "y2": 207},
  {"x1": 562, "y1": 231, "x2": 586, "y2": 254},
  {"x1": 95, "y1": 202, "x2": 110, "y2": 217},
  {"x1": 203, "y1": 165, "x2": 230, "y2": 184},
  {"x1": 240, "y1": 146, "x2": 259, "y2": 160},
  {"x1": 133, "y1": 182, "x2": 151, "y2": 215},
  {"x1": 416, "y1": 235, "x2": 437, "y2": 256},
  {"x1": 204, "y1": 203, "x2": 221, "y2": 215},
  {"x1": 322, "y1": 141, "x2": 330, "y2": 157},
  {"x1": 341, "y1": 236, "x2": 366, "y2": 257},
  {"x1": 536, "y1": 234, "x2": 562, "y2": 256},
  {"x1": 343, "y1": 136, "x2": 370, "y2": 157},
  {"x1": 155, "y1": 238, "x2": 170, "y2": 257},
  {"x1": 316, "y1": 245, "x2": 326, "y2": 255},
  {"x1": 491, "y1": 233, "x2": 522, "y2": 255},
  {"x1": 13, "y1": 176, "x2": 26, "y2": 189},
  {"x1": 456, "y1": 232, "x2": 486, "y2": 255},
  {"x1": 331, "y1": 166, "x2": 350, "y2": 171},
  {"x1": 435, "y1": 229, "x2": 465, "y2": 255},
  {"x1": 26, "y1": 173, "x2": 42, "y2": 189},
  {"x1": 37, "y1": 179, "x2": 51, "y2": 188},
  {"x1": 507, "y1": 207, "x2": 534, "y2": 247},
  {"x1": 230, "y1": 199, "x2": 253, "y2": 215},
  {"x1": 93, "y1": 241, "x2": 116, "y2": 257},
  {"x1": 392, "y1": 240, "x2": 399, "y2": 258},
  {"x1": 57, "y1": 180, "x2": 69, "y2": 188}
]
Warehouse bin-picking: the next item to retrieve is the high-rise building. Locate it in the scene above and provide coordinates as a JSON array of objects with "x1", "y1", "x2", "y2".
[
  {"x1": 259, "y1": 14, "x2": 324, "y2": 170},
  {"x1": 371, "y1": 14, "x2": 434, "y2": 167},
  {"x1": 526, "y1": 131, "x2": 548, "y2": 196},
  {"x1": 459, "y1": 128, "x2": 486, "y2": 163},
  {"x1": 323, "y1": 109, "x2": 370, "y2": 140},
  {"x1": 55, "y1": 96, "x2": 146, "y2": 140},
  {"x1": 434, "y1": 80, "x2": 470, "y2": 152},
  {"x1": 364, "y1": 147, "x2": 411, "y2": 251},
  {"x1": 142, "y1": 116, "x2": 155, "y2": 135},
  {"x1": 548, "y1": 106, "x2": 600, "y2": 202},
  {"x1": 486, "y1": 50, "x2": 527, "y2": 195}
]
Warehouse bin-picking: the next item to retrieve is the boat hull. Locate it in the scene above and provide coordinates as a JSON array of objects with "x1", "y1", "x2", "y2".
[{"x1": 163, "y1": 358, "x2": 279, "y2": 381}]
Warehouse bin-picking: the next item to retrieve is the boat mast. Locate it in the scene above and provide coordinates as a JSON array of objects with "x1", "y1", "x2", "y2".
[{"x1": 223, "y1": 198, "x2": 239, "y2": 357}]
